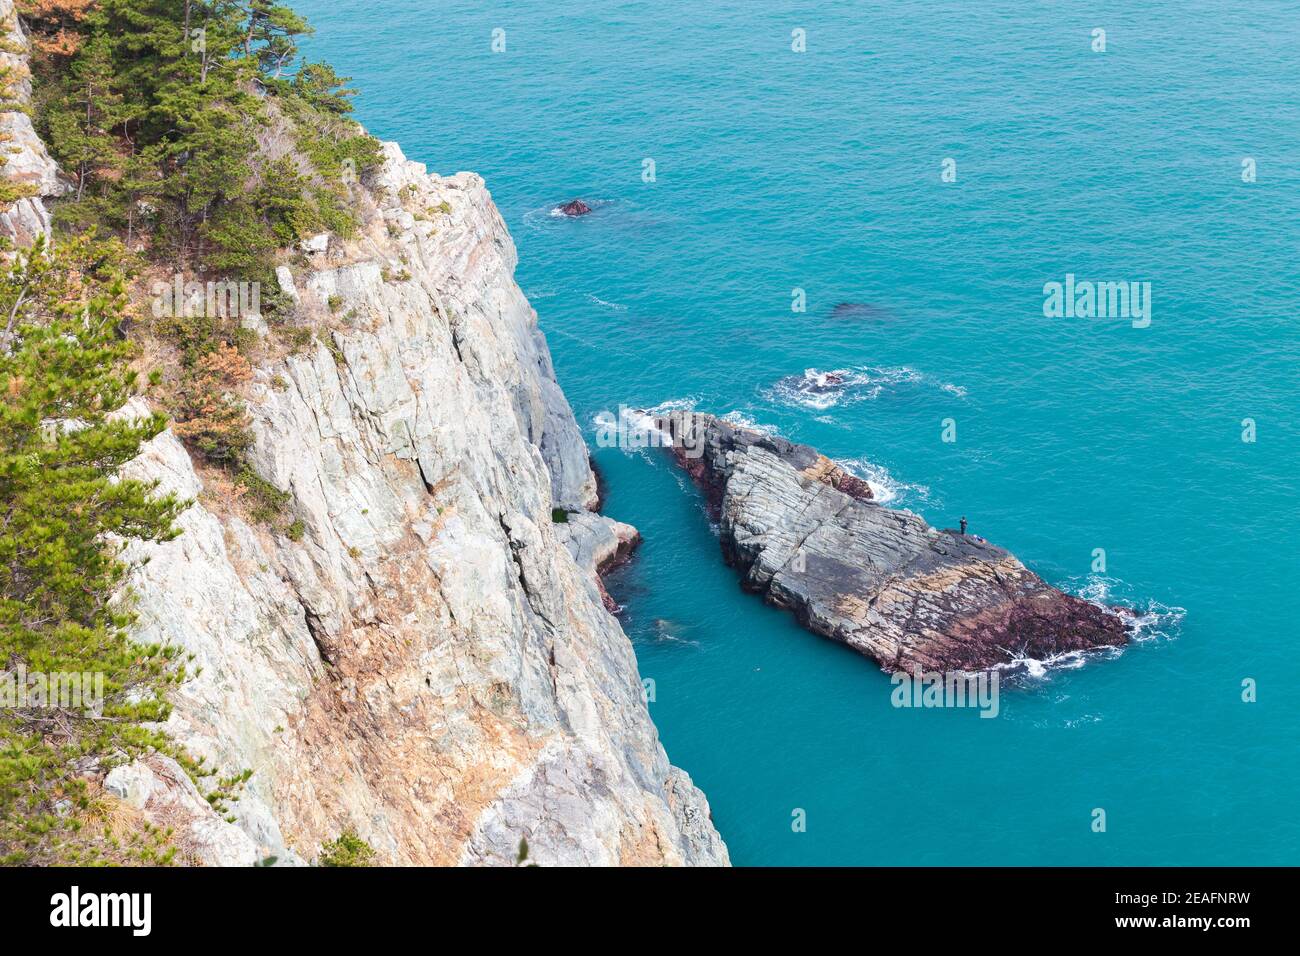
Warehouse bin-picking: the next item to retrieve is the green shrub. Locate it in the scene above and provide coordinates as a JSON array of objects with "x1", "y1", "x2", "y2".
[
  {"x1": 285, "y1": 327, "x2": 315, "y2": 354},
  {"x1": 319, "y1": 829, "x2": 375, "y2": 867},
  {"x1": 236, "y1": 469, "x2": 290, "y2": 525}
]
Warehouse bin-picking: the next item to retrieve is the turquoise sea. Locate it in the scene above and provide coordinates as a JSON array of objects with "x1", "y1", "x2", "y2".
[{"x1": 297, "y1": 0, "x2": 1300, "y2": 865}]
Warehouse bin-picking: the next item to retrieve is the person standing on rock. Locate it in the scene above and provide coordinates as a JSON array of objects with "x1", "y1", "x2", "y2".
[{"x1": 960, "y1": 516, "x2": 968, "y2": 535}]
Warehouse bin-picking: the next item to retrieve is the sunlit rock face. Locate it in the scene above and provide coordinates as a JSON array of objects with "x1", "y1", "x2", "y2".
[
  {"x1": 0, "y1": 11, "x2": 726, "y2": 864},
  {"x1": 119, "y1": 145, "x2": 727, "y2": 867},
  {"x1": 660, "y1": 410, "x2": 1129, "y2": 675},
  {"x1": 0, "y1": 1, "x2": 71, "y2": 245}
]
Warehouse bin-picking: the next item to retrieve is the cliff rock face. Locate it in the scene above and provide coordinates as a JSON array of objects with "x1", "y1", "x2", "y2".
[
  {"x1": 0, "y1": 24, "x2": 727, "y2": 862},
  {"x1": 660, "y1": 411, "x2": 1128, "y2": 673},
  {"x1": 112, "y1": 147, "x2": 728, "y2": 866},
  {"x1": 0, "y1": 1, "x2": 70, "y2": 244}
]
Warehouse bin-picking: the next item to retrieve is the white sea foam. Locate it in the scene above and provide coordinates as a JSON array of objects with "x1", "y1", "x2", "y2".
[
  {"x1": 651, "y1": 619, "x2": 701, "y2": 646},
  {"x1": 592, "y1": 398, "x2": 697, "y2": 457},
  {"x1": 769, "y1": 368, "x2": 858, "y2": 410},
  {"x1": 836, "y1": 456, "x2": 930, "y2": 506},
  {"x1": 1076, "y1": 575, "x2": 1186, "y2": 643},
  {"x1": 585, "y1": 293, "x2": 628, "y2": 311},
  {"x1": 642, "y1": 397, "x2": 698, "y2": 420},
  {"x1": 720, "y1": 410, "x2": 780, "y2": 435},
  {"x1": 995, "y1": 647, "x2": 1097, "y2": 680},
  {"x1": 992, "y1": 575, "x2": 1184, "y2": 683},
  {"x1": 766, "y1": 366, "x2": 968, "y2": 411},
  {"x1": 1063, "y1": 714, "x2": 1104, "y2": 728}
]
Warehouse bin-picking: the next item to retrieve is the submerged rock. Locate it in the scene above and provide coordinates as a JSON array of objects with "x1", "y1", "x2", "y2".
[
  {"x1": 657, "y1": 411, "x2": 1129, "y2": 674},
  {"x1": 555, "y1": 199, "x2": 592, "y2": 217},
  {"x1": 785, "y1": 369, "x2": 846, "y2": 391},
  {"x1": 772, "y1": 368, "x2": 853, "y2": 408}
]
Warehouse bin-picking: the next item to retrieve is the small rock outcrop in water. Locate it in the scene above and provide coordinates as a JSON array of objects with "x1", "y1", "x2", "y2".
[
  {"x1": 555, "y1": 511, "x2": 641, "y2": 614},
  {"x1": 555, "y1": 199, "x2": 592, "y2": 217},
  {"x1": 658, "y1": 411, "x2": 1129, "y2": 673}
]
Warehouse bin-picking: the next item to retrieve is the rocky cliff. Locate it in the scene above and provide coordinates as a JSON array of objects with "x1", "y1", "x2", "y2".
[
  {"x1": 1, "y1": 9, "x2": 727, "y2": 864},
  {"x1": 118, "y1": 151, "x2": 727, "y2": 866},
  {"x1": 659, "y1": 411, "x2": 1129, "y2": 674},
  {"x1": 0, "y1": 1, "x2": 69, "y2": 243}
]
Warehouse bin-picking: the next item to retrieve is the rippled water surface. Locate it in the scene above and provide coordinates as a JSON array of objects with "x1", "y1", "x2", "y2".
[{"x1": 298, "y1": 0, "x2": 1300, "y2": 864}]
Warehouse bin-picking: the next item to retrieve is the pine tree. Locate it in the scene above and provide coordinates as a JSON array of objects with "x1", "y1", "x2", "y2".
[
  {"x1": 0, "y1": 0, "x2": 390, "y2": 864},
  {"x1": 24, "y1": 0, "x2": 382, "y2": 272},
  {"x1": 242, "y1": 0, "x2": 310, "y2": 78},
  {"x1": 0, "y1": 235, "x2": 187, "y2": 865},
  {"x1": 84, "y1": 0, "x2": 258, "y2": 266},
  {"x1": 44, "y1": 33, "x2": 123, "y2": 202},
  {"x1": 292, "y1": 61, "x2": 358, "y2": 115}
]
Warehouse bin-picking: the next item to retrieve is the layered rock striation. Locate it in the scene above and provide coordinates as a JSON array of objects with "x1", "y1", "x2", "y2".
[
  {"x1": 112, "y1": 148, "x2": 729, "y2": 866},
  {"x1": 659, "y1": 411, "x2": 1129, "y2": 674},
  {"x1": 0, "y1": 15, "x2": 728, "y2": 862}
]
